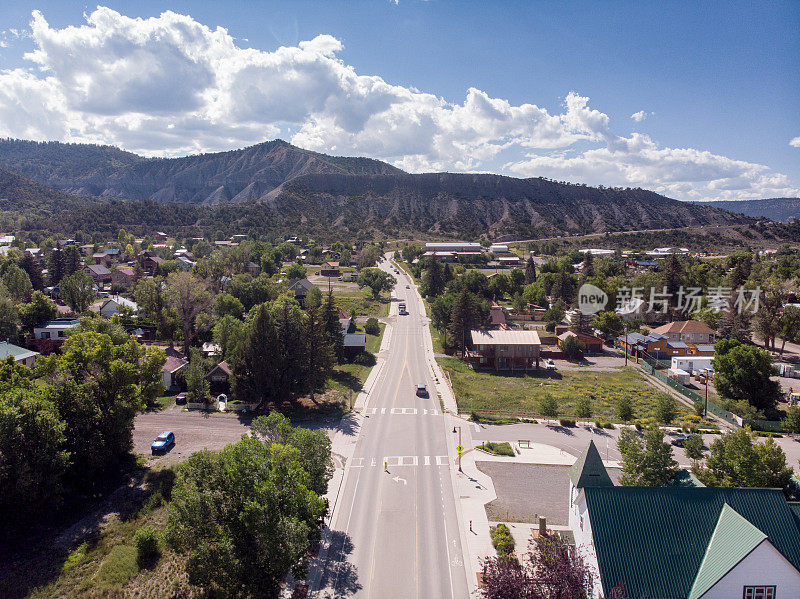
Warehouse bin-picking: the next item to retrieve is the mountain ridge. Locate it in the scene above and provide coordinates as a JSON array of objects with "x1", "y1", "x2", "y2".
[
  {"x1": 0, "y1": 137, "x2": 753, "y2": 238},
  {"x1": 693, "y1": 198, "x2": 800, "y2": 222}
]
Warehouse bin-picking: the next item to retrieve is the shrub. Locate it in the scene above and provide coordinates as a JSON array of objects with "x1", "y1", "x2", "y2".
[
  {"x1": 479, "y1": 441, "x2": 515, "y2": 456},
  {"x1": 134, "y1": 526, "x2": 161, "y2": 568},
  {"x1": 634, "y1": 421, "x2": 643, "y2": 431},
  {"x1": 490, "y1": 524, "x2": 515, "y2": 556},
  {"x1": 352, "y1": 351, "x2": 376, "y2": 366},
  {"x1": 603, "y1": 422, "x2": 615, "y2": 429},
  {"x1": 616, "y1": 396, "x2": 633, "y2": 422},
  {"x1": 538, "y1": 394, "x2": 559, "y2": 419},
  {"x1": 364, "y1": 317, "x2": 380, "y2": 336},
  {"x1": 656, "y1": 394, "x2": 678, "y2": 424},
  {"x1": 559, "y1": 418, "x2": 576, "y2": 428}
]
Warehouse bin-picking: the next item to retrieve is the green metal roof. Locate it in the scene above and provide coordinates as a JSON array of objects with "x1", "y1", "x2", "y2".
[
  {"x1": 0, "y1": 341, "x2": 38, "y2": 362},
  {"x1": 584, "y1": 487, "x2": 800, "y2": 599},
  {"x1": 688, "y1": 504, "x2": 767, "y2": 599},
  {"x1": 568, "y1": 440, "x2": 613, "y2": 488},
  {"x1": 669, "y1": 468, "x2": 705, "y2": 488}
]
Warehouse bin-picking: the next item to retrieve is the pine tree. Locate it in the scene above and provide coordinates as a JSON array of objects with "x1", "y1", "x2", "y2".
[
  {"x1": 303, "y1": 304, "x2": 335, "y2": 403},
  {"x1": 322, "y1": 289, "x2": 345, "y2": 362},
  {"x1": 524, "y1": 256, "x2": 537, "y2": 284},
  {"x1": 448, "y1": 288, "x2": 483, "y2": 356},
  {"x1": 20, "y1": 253, "x2": 43, "y2": 291},
  {"x1": 63, "y1": 245, "x2": 82, "y2": 276},
  {"x1": 231, "y1": 303, "x2": 278, "y2": 406},
  {"x1": 49, "y1": 247, "x2": 65, "y2": 286},
  {"x1": 582, "y1": 251, "x2": 594, "y2": 278}
]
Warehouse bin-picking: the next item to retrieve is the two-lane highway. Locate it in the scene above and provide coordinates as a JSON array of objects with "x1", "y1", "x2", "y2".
[{"x1": 312, "y1": 260, "x2": 468, "y2": 598}]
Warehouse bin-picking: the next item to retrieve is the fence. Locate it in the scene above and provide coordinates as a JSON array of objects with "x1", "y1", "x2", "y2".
[{"x1": 642, "y1": 357, "x2": 785, "y2": 431}]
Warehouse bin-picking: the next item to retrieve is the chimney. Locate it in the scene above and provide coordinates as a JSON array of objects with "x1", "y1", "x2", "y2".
[{"x1": 538, "y1": 516, "x2": 547, "y2": 537}]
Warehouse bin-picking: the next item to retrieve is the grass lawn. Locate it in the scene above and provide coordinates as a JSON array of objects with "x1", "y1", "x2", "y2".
[
  {"x1": 439, "y1": 357, "x2": 705, "y2": 426},
  {"x1": 334, "y1": 289, "x2": 390, "y2": 318},
  {"x1": 324, "y1": 322, "x2": 386, "y2": 411}
]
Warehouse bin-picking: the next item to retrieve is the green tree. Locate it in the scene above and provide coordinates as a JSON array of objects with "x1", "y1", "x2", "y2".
[
  {"x1": 213, "y1": 293, "x2": 245, "y2": 319},
  {"x1": 213, "y1": 315, "x2": 246, "y2": 360},
  {"x1": 60, "y1": 271, "x2": 95, "y2": 312},
  {"x1": 19, "y1": 252, "x2": 43, "y2": 291},
  {"x1": 63, "y1": 244, "x2": 82, "y2": 276},
  {"x1": 591, "y1": 310, "x2": 623, "y2": 340},
  {"x1": 421, "y1": 258, "x2": 447, "y2": 297},
  {"x1": 713, "y1": 340, "x2": 780, "y2": 413},
  {"x1": 430, "y1": 293, "x2": 456, "y2": 347},
  {"x1": 166, "y1": 272, "x2": 211, "y2": 355},
  {"x1": 322, "y1": 289, "x2": 345, "y2": 363},
  {"x1": 524, "y1": 256, "x2": 537, "y2": 284},
  {"x1": 2, "y1": 264, "x2": 32, "y2": 301},
  {"x1": 684, "y1": 434, "x2": 704, "y2": 462},
  {"x1": 783, "y1": 404, "x2": 800, "y2": 434},
  {"x1": 19, "y1": 290, "x2": 59, "y2": 335},
  {"x1": 285, "y1": 261, "x2": 307, "y2": 279},
  {"x1": 616, "y1": 396, "x2": 633, "y2": 422},
  {"x1": 231, "y1": 303, "x2": 278, "y2": 406},
  {"x1": 618, "y1": 427, "x2": 678, "y2": 486},
  {"x1": 778, "y1": 305, "x2": 800, "y2": 358},
  {"x1": 0, "y1": 290, "x2": 19, "y2": 341},
  {"x1": 693, "y1": 428, "x2": 792, "y2": 490},
  {"x1": 561, "y1": 334, "x2": 585, "y2": 359},
  {"x1": 185, "y1": 348, "x2": 210, "y2": 405},
  {"x1": 538, "y1": 394, "x2": 559, "y2": 419},
  {"x1": 364, "y1": 317, "x2": 380, "y2": 335},
  {"x1": 357, "y1": 268, "x2": 394, "y2": 299},
  {"x1": 0, "y1": 386, "x2": 69, "y2": 523},
  {"x1": 447, "y1": 288, "x2": 485, "y2": 355},
  {"x1": 166, "y1": 434, "x2": 327, "y2": 598},
  {"x1": 251, "y1": 412, "x2": 333, "y2": 495},
  {"x1": 49, "y1": 247, "x2": 65, "y2": 286},
  {"x1": 302, "y1": 304, "x2": 335, "y2": 403},
  {"x1": 656, "y1": 394, "x2": 678, "y2": 424},
  {"x1": 575, "y1": 396, "x2": 592, "y2": 419}
]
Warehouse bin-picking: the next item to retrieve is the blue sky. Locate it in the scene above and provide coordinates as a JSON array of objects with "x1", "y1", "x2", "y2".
[{"x1": 0, "y1": 1, "x2": 797, "y2": 201}]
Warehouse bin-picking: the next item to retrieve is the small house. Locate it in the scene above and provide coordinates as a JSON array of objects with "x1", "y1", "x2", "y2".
[
  {"x1": 111, "y1": 267, "x2": 136, "y2": 290},
  {"x1": 84, "y1": 263, "x2": 112, "y2": 284},
  {"x1": 206, "y1": 361, "x2": 231, "y2": 393},
  {"x1": 343, "y1": 333, "x2": 367, "y2": 358},
  {"x1": 92, "y1": 253, "x2": 113, "y2": 267},
  {"x1": 320, "y1": 261, "x2": 341, "y2": 277},
  {"x1": 99, "y1": 296, "x2": 139, "y2": 317},
  {"x1": 31, "y1": 318, "x2": 79, "y2": 353},
  {"x1": 0, "y1": 341, "x2": 39, "y2": 368},
  {"x1": 287, "y1": 278, "x2": 316, "y2": 305},
  {"x1": 142, "y1": 255, "x2": 164, "y2": 274},
  {"x1": 558, "y1": 331, "x2": 604, "y2": 354},
  {"x1": 162, "y1": 355, "x2": 188, "y2": 390},
  {"x1": 467, "y1": 329, "x2": 541, "y2": 370}
]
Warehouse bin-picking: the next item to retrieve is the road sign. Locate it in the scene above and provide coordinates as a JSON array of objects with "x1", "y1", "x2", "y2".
[{"x1": 456, "y1": 445, "x2": 463, "y2": 453}]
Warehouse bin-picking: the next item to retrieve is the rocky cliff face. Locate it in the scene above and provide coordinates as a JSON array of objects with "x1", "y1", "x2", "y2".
[{"x1": 261, "y1": 172, "x2": 751, "y2": 237}]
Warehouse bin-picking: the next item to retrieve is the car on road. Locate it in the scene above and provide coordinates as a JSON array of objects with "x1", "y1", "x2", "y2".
[
  {"x1": 545, "y1": 359, "x2": 556, "y2": 370},
  {"x1": 398, "y1": 302, "x2": 407, "y2": 315},
  {"x1": 151, "y1": 430, "x2": 175, "y2": 454},
  {"x1": 415, "y1": 383, "x2": 428, "y2": 397},
  {"x1": 670, "y1": 433, "x2": 698, "y2": 447},
  {"x1": 175, "y1": 392, "x2": 187, "y2": 404},
  {"x1": 406, "y1": 285, "x2": 410, "y2": 289}
]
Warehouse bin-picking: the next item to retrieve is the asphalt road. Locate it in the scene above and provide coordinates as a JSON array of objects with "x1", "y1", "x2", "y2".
[{"x1": 312, "y1": 261, "x2": 469, "y2": 598}]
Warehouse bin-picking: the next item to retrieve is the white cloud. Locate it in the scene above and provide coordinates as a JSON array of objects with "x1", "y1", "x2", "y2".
[
  {"x1": 791, "y1": 137, "x2": 800, "y2": 148},
  {"x1": 0, "y1": 6, "x2": 793, "y2": 202},
  {"x1": 630, "y1": 110, "x2": 652, "y2": 122}
]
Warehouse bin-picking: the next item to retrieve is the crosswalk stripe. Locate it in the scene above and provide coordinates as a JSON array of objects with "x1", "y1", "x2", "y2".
[
  {"x1": 348, "y1": 455, "x2": 450, "y2": 468},
  {"x1": 366, "y1": 407, "x2": 439, "y2": 415}
]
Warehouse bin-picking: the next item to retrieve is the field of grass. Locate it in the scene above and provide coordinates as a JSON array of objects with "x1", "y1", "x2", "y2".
[
  {"x1": 334, "y1": 290, "x2": 390, "y2": 318},
  {"x1": 439, "y1": 357, "x2": 705, "y2": 426}
]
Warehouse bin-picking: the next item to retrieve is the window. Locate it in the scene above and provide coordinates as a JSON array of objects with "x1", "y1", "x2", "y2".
[{"x1": 743, "y1": 586, "x2": 775, "y2": 599}]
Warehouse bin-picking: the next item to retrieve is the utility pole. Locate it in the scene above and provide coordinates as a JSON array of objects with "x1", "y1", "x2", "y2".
[
  {"x1": 705, "y1": 373, "x2": 709, "y2": 418},
  {"x1": 624, "y1": 322, "x2": 628, "y2": 366}
]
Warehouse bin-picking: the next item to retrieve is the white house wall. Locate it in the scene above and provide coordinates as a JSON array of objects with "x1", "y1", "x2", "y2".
[
  {"x1": 699, "y1": 540, "x2": 800, "y2": 599},
  {"x1": 568, "y1": 483, "x2": 603, "y2": 599}
]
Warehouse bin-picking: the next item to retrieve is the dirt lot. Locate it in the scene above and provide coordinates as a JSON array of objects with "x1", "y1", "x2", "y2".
[
  {"x1": 134, "y1": 409, "x2": 253, "y2": 464},
  {"x1": 477, "y1": 461, "x2": 621, "y2": 524}
]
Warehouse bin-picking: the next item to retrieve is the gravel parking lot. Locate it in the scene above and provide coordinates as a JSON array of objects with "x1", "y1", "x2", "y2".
[
  {"x1": 134, "y1": 409, "x2": 253, "y2": 463},
  {"x1": 477, "y1": 461, "x2": 621, "y2": 525}
]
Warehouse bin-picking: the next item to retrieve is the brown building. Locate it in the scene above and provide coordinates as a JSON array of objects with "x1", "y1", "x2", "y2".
[
  {"x1": 558, "y1": 331, "x2": 604, "y2": 354},
  {"x1": 467, "y1": 329, "x2": 541, "y2": 370},
  {"x1": 320, "y1": 261, "x2": 341, "y2": 277},
  {"x1": 111, "y1": 267, "x2": 136, "y2": 290}
]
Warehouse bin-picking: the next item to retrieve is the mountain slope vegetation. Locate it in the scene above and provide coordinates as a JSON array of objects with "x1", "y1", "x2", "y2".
[{"x1": 696, "y1": 198, "x2": 800, "y2": 222}]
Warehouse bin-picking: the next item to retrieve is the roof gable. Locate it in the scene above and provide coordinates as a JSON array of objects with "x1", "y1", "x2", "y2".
[
  {"x1": 569, "y1": 440, "x2": 613, "y2": 488},
  {"x1": 688, "y1": 504, "x2": 767, "y2": 599},
  {"x1": 584, "y1": 487, "x2": 800, "y2": 598}
]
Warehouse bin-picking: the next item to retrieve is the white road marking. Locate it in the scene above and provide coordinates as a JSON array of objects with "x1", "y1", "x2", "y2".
[{"x1": 392, "y1": 475, "x2": 407, "y2": 485}]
